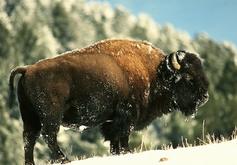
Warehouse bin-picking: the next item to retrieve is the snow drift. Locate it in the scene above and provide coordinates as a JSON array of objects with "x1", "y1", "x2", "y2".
[{"x1": 60, "y1": 139, "x2": 237, "y2": 165}]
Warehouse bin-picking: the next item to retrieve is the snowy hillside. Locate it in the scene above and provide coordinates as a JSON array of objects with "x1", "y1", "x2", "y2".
[{"x1": 61, "y1": 139, "x2": 237, "y2": 165}]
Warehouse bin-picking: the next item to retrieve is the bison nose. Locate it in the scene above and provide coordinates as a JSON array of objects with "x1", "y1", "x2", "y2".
[
  {"x1": 203, "y1": 92, "x2": 209, "y2": 100},
  {"x1": 197, "y1": 92, "x2": 209, "y2": 108},
  {"x1": 199, "y1": 92, "x2": 209, "y2": 107}
]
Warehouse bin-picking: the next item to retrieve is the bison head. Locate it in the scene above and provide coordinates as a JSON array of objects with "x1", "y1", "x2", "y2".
[{"x1": 156, "y1": 50, "x2": 209, "y2": 116}]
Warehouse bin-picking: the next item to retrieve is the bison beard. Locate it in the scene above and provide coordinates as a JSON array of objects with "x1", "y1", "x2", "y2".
[{"x1": 8, "y1": 39, "x2": 209, "y2": 165}]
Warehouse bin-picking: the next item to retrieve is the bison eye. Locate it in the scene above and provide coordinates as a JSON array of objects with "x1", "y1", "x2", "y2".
[{"x1": 184, "y1": 74, "x2": 193, "y2": 81}]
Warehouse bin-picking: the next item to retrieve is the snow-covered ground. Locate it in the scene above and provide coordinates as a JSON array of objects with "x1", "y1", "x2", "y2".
[{"x1": 62, "y1": 139, "x2": 237, "y2": 165}]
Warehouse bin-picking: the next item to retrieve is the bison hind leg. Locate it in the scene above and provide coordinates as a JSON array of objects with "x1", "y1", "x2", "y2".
[
  {"x1": 18, "y1": 79, "x2": 41, "y2": 165},
  {"x1": 40, "y1": 112, "x2": 69, "y2": 164},
  {"x1": 20, "y1": 105, "x2": 41, "y2": 165}
]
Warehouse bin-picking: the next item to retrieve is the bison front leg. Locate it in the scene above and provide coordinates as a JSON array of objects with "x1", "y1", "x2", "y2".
[
  {"x1": 110, "y1": 138, "x2": 120, "y2": 154},
  {"x1": 101, "y1": 105, "x2": 134, "y2": 154},
  {"x1": 101, "y1": 121, "x2": 130, "y2": 154},
  {"x1": 110, "y1": 135, "x2": 130, "y2": 154},
  {"x1": 120, "y1": 136, "x2": 131, "y2": 153}
]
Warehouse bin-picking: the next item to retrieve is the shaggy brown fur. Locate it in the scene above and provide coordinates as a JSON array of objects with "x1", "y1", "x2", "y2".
[{"x1": 8, "y1": 39, "x2": 209, "y2": 165}]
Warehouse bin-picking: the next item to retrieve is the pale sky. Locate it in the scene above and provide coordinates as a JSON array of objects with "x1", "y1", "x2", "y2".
[{"x1": 97, "y1": 0, "x2": 237, "y2": 46}]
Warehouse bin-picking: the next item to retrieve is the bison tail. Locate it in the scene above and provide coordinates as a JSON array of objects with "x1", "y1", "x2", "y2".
[{"x1": 8, "y1": 66, "x2": 27, "y2": 108}]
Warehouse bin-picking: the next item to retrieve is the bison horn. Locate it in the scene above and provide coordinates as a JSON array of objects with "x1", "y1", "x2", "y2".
[
  {"x1": 171, "y1": 52, "x2": 181, "y2": 70},
  {"x1": 171, "y1": 50, "x2": 186, "y2": 70}
]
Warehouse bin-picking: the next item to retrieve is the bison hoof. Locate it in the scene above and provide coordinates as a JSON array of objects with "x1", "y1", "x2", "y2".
[
  {"x1": 50, "y1": 157, "x2": 70, "y2": 164},
  {"x1": 61, "y1": 158, "x2": 71, "y2": 164},
  {"x1": 121, "y1": 149, "x2": 131, "y2": 154},
  {"x1": 25, "y1": 162, "x2": 35, "y2": 165}
]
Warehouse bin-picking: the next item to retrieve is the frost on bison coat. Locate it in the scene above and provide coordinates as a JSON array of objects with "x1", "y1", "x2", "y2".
[{"x1": 8, "y1": 39, "x2": 209, "y2": 165}]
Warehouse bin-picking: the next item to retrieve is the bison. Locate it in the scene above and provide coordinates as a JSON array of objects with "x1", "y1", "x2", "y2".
[{"x1": 8, "y1": 39, "x2": 209, "y2": 164}]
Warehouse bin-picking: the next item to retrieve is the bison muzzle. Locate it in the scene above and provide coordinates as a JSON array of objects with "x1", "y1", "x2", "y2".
[{"x1": 8, "y1": 39, "x2": 209, "y2": 164}]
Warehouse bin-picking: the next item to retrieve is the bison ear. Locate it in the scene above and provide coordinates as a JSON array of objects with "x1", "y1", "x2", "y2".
[{"x1": 169, "y1": 50, "x2": 186, "y2": 71}]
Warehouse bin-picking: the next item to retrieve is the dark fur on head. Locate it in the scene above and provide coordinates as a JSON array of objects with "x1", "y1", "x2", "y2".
[{"x1": 154, "y1": 50, "x2": 209, "y2": 116}]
